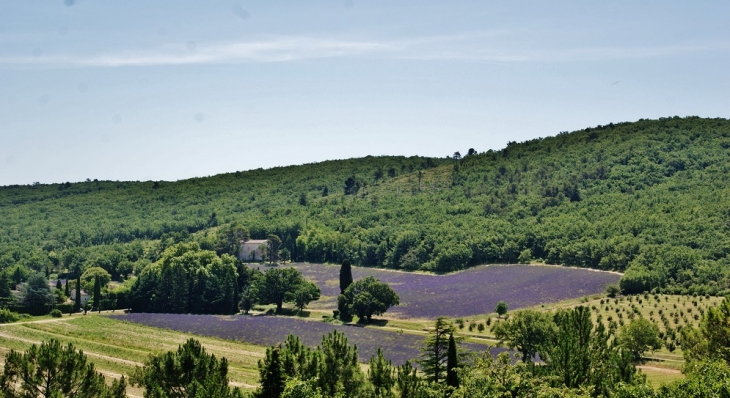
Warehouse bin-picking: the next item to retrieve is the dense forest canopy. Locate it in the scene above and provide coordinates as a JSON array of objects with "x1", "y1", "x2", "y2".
[{"x1": 2, "y1": 116, "x2": 730, "y2": 295}]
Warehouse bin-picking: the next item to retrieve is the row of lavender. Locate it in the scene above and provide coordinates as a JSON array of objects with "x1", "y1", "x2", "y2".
[
  {"x1": 254, "y1": 263, "x2": 620, "y2": 318},
  {"x1": 114, "y1": 313, "x2": 499, "y2": 365}
]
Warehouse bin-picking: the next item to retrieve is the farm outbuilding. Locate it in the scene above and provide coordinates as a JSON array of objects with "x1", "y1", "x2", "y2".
[
  {"x1": 70, "y1": 289, "x2": 91, "y2": 306},
  {"x1": 238, "y1": 239, "x2": 269, "y2": 262}
]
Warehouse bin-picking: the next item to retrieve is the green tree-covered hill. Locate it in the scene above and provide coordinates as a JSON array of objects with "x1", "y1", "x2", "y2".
[{"x1": 2, "y1": 116, "x2": 730, "y2": 294}]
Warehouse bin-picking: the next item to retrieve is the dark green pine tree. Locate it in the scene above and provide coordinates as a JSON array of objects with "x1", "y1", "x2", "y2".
[
  {"x1": 56, "y1": 279, "x2": 62, "y2": 291},
  {"x1": 368, "y1": 347, "x2": 395, "y2": 398},
  {"x1": 395, "y1": 361, "x2": 421, "y2": 398},
  {"x1": 132, "y1": 338, "x2": 240, "y2": 398},
  {"x1": 339, "y1": 259, "x2": 353, "y2": 294},
  {"x1": 256, "y1": 346, "x2": 285, "y2": 398},
  {"x1": 74, "y1": 275, "x2": 81, "y2": 313},
  {"x1": 64, "y1": 280, "x2": 70, "y2": 298},
  {"x1": 418, "y1": 317, "x2": 454, "y2": 384},
  {"x1": 316, "y1": 330, "x2": 366, "y2": 397},
  {"x1": 93, "y1": 275, "x2": 101, "y2": 312},
  {"x1": 446, "y1": 332, "x2": 459, "y2": 389}
]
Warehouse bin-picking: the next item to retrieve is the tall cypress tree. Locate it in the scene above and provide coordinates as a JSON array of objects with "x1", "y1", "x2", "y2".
[
  {"x1": 339, "y1": 259, "x2": 353, "y2": 294},
  {"x1": 93, "y1": 275, "x2": 101, "y2": 312},
  {"x1": 12, "y1": 267, "x2": 23, "y2": 287},
  {"x1": 74, "y1": 275, "x2": 81, "y2": 313},
  {"x1": 446, "y1": 332, "x2": 459, "y2": 389},
  {"x1": 64, "y1": 281, "x2": 70, "y2": 298},
  {"x1": 0, "y1": 273, "x2": 12, "y2": 307}
]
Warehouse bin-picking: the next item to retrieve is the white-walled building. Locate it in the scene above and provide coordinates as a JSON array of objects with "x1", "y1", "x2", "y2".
[
  {"x1": 238, "y1": 239, "x2": 269, "y2": 262},
  {"x1": 70, "y1": 289, "x2": 91, "y2": 305}
]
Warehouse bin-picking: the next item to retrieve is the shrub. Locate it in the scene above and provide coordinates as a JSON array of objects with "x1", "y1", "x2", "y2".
[
  {"x1": 55, "y1": 303, "x2": 74, "y2": 314},
  {"x1": 495, "y1": 301, "x2": 508, "y2": 318},
  {"x1": 0, "y1": 309, "x2": 21, "y2": 323},
  {"x1": 50, "y1": 309, "x2": 62, "y2": 318},
  {"x1": 606, "y1": 284, "x2": 620, "y2": 298},
  {"x1": 619, "y1": 266, "x2": 661, "y2": 295}
]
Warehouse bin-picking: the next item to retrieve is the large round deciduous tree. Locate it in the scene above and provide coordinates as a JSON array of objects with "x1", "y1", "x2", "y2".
[
  {"x1": 618, "y1": 318, "x2": 663, "y2": 360},
  {"x1": 80, "y1": 267, "x2": 111, "y2": 294},
  {"x1": 254, "y1": 267, "x2": 320, "y2": 313},
  {"x1": 19, "y1": 273, "x2": 53, "y2": 314},
  {"x1": 491, "y1": 309, "x2": 557, "y2": 363},
  {"x1": 338, "y1": 276, "x2": 399, "y2": 322}
]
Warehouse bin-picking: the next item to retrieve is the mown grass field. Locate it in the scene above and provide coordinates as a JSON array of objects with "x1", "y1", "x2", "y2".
[
  {"x1": 1, "y1": 293, "x2": 716, "y2": 393},
  {"x1": 0, "y1": 315, "x2": 266, "y2": 396}
]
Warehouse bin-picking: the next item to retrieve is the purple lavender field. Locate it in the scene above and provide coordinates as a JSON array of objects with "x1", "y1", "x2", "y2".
[
  {"x1": 254, "y1": 263, "x2": 620, "y2": 318},
  {"x1": 113, "y1": 313, "x2": 498, "y2": 365}
]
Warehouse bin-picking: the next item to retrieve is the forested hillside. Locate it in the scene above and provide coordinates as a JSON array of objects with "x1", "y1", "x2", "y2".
[{"x1": 2, "y1": 116, "x2": 730, "y2": 295}]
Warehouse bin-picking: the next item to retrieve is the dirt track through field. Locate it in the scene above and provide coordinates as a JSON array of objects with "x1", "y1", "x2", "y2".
[
  {"x1": 0, "y1": 315, "x2": 259, "y2": 394},
  {"x1": 0, "y1": 329, "x2": 143, "y2": 367},
  {"x1": 637, "y1": 365, "x2": 682, "y2": 374}
]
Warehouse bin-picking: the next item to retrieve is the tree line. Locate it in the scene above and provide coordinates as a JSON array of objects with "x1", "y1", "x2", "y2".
[{"x1": 4, "y1": 117, "x2": 730, "y2": 296}]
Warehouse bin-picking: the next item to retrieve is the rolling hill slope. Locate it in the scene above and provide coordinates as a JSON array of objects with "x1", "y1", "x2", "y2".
[{"x1": 2, "y1": 116, "x2": 730, "y2": 294}]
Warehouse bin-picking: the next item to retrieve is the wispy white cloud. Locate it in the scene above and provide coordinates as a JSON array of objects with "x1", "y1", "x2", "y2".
[
  {"x1": 0, "y1": 36, "x2": 398, "y2": 67},
  {"x1": 0, "y1": 33, "x2": 727, "y2": 67}
]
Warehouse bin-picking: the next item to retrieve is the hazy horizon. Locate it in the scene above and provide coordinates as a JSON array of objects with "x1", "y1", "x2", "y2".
[
  {"x1": 0, "y1": 115, "x2": 712, "y2": 187},
  {"x1": 2, "y1": 1, "x2": 729, "y2": 185}
]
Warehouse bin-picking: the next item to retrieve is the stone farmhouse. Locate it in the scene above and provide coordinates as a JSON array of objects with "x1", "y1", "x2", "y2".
[
  {"x1": 70, "y1": 289, "x2": 91, "y2": 306},
  {"x1": 238, "y1": 239, "x2": 269, "y2": 262}
]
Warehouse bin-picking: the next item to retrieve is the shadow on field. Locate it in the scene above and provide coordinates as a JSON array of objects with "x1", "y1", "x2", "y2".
[
  {"x1": 346, "y1": 319, "x2": 390, "y2": 328},
  {"x1": 260, "y1": 308, "x2": 314, "y2": 318}
]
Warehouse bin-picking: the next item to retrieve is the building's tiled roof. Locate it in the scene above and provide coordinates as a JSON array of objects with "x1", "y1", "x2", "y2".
[{"x1": 242, "y1": 239, "x2": 268, "y2": 244}]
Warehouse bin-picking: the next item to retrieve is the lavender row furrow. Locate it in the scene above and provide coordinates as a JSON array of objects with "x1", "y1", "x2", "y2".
[
  {"x1": 114, "y1": 313, "x2": 498, "y2": 365},
  {"x1": 252, "y1": 263, "x2": 620, "y2": 318}
]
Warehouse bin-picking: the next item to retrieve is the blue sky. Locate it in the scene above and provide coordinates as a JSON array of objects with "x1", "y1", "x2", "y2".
[{"x1": 1, "y1": 1, "x2": 729, "y2": 185}]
